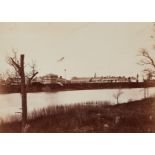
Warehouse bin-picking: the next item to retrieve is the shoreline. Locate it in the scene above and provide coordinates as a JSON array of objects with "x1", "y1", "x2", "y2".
[
  {"x1": 0, "y1": 81, "x2": 155, "y2": 94},
  {"x1": 0, "y1": 98, "x2": 155, "y2": 133}
]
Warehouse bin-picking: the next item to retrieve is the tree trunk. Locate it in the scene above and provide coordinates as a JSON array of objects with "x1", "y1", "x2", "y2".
[{"x1": 20, "y1": 55, "x2": 27, "y2": 128}]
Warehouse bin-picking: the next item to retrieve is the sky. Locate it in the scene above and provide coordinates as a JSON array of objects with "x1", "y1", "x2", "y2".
[{"x1": 0, "y1": 22, "x2": 154, "y2": 79}]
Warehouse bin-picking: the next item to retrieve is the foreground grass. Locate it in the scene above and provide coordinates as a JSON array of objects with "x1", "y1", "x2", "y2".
[{"x1": 0, "y1": 98, "x2": 155, "y2": 133}]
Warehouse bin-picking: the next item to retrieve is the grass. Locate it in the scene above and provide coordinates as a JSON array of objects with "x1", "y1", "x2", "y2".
[{"x1": 0, "y1": 98, "x2": 155, "y2": 133}]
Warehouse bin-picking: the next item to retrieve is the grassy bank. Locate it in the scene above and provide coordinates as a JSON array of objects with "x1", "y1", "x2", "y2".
[{"x1": 0, "y1": 98, "x2": 155, "y2": 133}]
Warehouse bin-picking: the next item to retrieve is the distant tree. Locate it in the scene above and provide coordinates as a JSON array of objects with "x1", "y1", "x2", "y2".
[
  {"x1": 113, "y1": 88, "x2": 124, "y2": 104},
  {"x1": 7, "y1": 51, "x2": 38, "y2": 131}
]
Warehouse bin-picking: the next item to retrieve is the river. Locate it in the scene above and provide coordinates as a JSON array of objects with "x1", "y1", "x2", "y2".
[{"x1": 0, "y1": 88, "x2": 155, "y2": 119}]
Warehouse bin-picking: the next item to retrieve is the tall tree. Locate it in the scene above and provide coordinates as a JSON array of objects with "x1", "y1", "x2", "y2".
[
  {"x1": 138, "y1": 23, "x2": 155, "y2": 79},
  {"x1": 138, "y1": 48, "x2": 155, "y2": 79},
  {"x1": 7, "y1": 52, "x2": 38, "y2": 131},
  {"x1": 138, "y1": 24, "x2": 155, "y2": 99}
]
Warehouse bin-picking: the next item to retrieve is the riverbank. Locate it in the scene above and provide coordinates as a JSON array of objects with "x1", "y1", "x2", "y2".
[
  {"x1": 1, "y1": 81, "x2": 155, "y2": 94},
  {"x1": 0, "y1": 98, "x2": 155, "y2": 133}
]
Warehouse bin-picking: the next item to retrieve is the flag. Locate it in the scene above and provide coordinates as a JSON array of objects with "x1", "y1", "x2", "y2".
[{"x1": 57, "y1": 57, "x2": 64, "y2": 62}]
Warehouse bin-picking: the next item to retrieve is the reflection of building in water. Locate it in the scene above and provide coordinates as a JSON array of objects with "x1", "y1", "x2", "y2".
[{"x1": 71, "y1": 76, "x2": 137, "y2": 83}]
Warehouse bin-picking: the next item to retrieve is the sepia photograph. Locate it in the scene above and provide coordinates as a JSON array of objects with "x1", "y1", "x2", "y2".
[{"x1": 0, "y1": 22, "x2": 155, "y2": 133}]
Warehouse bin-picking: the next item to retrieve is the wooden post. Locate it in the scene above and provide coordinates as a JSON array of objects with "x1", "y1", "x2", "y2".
[{"x1": 20, "y1": 54, "x2": 27, "y2": 129}]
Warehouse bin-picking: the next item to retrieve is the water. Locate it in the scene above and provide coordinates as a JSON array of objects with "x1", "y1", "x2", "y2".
[{"x1": 0, "y1": 88, "x2": 155, "y2": 119}]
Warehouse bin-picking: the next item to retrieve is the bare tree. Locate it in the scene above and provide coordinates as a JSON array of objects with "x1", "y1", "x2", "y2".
[
  {"x1": 138, "y1": 49, "x2": 155, "y2": 99},
  {"x1": 137, "y1": 24, "x2": 155, "y2": 99},
  {"x1": 26, "y1": 60, "x2": 38, "y2": 89},
  {"x1": 137, "y1": 23, "x2": 155, "y2": 77},
  {"x1": 7, "y1": 52, "x2": 38, "y2": 131},
  {"x1": 138, "y1": 48, "x2": 155, "y2": 79},
  {"x1": 113, "y1": 89, "x2": 124, "y2": 104},
  {"x1": 139, "y1": 24, "x2": 155, "y2": 101}
]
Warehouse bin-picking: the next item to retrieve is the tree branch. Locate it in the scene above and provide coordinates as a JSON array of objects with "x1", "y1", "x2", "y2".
[
  {"x1": 9, "y1": 57, "x2": 22, "y2": 75},
  {"x1": 29, "y1": 72, "x2": 38, "y2": 83},
  {"x1": 138, "y1": 49, "x2": 155, "y2": 68},
  {"x1": 26, "y1": 71, "x2": 39, "y2": 89}
]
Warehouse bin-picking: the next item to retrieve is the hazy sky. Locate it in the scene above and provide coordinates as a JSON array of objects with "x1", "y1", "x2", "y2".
[{"x1": 0, "y1": 22, "x2": 154, "y2": 79}]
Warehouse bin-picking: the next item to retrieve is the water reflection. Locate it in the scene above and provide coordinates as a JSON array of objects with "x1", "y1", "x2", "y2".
[{"x1": 0, "y1": 88, "x2": 155, "y2": 119}]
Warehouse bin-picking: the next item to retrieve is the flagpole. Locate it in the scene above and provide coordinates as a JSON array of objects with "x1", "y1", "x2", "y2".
[
  {"x1": 57, "y1": 57, "x2": 67, "y2": 83},
  {"x1": 64, "y1": 69, "x2": 67, "y2": 83},
  {"x1": 63, "y1": 57, "x2": 67, "y2": 83}
]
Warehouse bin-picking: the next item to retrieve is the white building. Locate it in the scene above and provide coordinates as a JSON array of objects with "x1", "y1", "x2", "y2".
[
  {"x1": 71, "y1": 76, "x2": 137, "y2": 83},
  {"x1": 42, "y1": 74, "x2": 58, "y2": 84},
  {"x1": 33, "y1": 74, "x2": 67, "y2": 85},
  {"x1": 92, "y1": 76, "x2": 137, "y2": 83}
]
